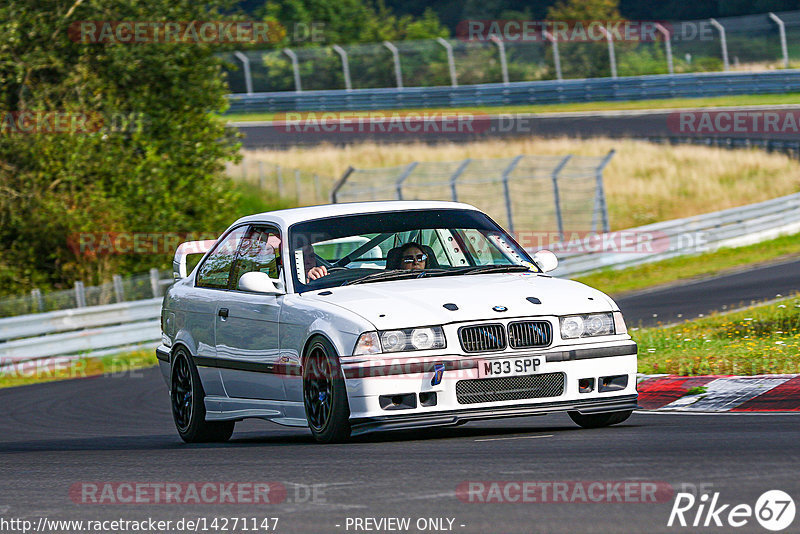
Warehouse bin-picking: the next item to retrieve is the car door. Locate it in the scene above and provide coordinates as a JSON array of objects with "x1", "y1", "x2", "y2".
[
  {"x1": 191, "y1": 225, "x2": 248, "y2": 397},
  {"x1": 214, "y1": 225, "x2": 286, "y2": 400}
]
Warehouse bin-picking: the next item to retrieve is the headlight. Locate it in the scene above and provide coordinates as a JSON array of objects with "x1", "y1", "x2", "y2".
[
  {"x1": 560, "y1": 313, "x2": 615, "y2": 339},
  {"x1": 353, "y1": 332, "x2": 381, "y2": 355},
  {"x1": 354, "y1": 327, "x2": 446, "y2": 355}
]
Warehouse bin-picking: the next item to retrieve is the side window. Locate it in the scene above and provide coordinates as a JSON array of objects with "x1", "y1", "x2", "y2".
[
  {"x1": 196, "y1": 227, "x2": 246, "y2": 289},
  {"x1": 232, "y1": 227, "x2": 283, "y2": 290}
]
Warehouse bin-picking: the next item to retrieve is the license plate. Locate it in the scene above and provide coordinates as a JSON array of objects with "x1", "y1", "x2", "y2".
[{"x1": 478, "y1": 357, "x2": 542, "y2": 379}]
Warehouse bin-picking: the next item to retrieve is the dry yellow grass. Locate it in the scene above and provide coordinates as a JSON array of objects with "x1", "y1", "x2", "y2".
[{"x1": 241, "y1": 138, "x2": 800, "y2": 229}]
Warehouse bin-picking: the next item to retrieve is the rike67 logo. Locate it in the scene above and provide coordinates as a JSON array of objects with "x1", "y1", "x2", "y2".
[{"x1": 668, "y1": 490, "x2": 795, "y2": 531}]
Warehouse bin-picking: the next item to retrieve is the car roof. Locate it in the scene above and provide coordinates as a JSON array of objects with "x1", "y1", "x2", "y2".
[{"x1": 233, "y1": 200, "x2": 482, "y2": 228}]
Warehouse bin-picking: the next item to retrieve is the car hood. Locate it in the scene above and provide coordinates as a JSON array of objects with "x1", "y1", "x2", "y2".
[{"x1": 301, "y1": 273, "x2": 617, "y2": 330}]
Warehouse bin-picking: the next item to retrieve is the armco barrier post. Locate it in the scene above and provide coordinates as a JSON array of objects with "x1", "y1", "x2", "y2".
[
  {"x1": 75, "y1": 281, "x2": 86, "y2": 308},
  {"x1": 709, "y1": 19, "x2": 730, "y2": 71},
  {"x1": 332, "y1": 45, "x2": 352, "y2": 91},
  {"x1": 283, "y1": 48, "x2": 302, "y2": 92},
  {"x1": 383, "y1": 41, "x2": 403, "y2": 89},
  {"x1": 31, "y1": 288, "x2": 44, "y2": 313},
  {"x1": 769, "y1": 12, "x2": 789, "y2": 68},
  {"x1": 501, "y1": 155, "x2": 523, "y2": 232},
  {"x1": 113, "y1": 274, "x2": 124, "y2": 303},
  {"x1": 543, "y1": 30, "x2": 562, "y2": 81},
  {"x1": 491, "y1": 36, "x2": 510, "y2": 85},
  {"x1": 593, "y1": 150, "x2": 615, "y2": 233},
  {"x1": 331, "y1": 167, "x2": 354, "y2": 203},
  {"x1": 655, "y1": 23, "x2": 674, "y2": 75},
  {"x1": 449, "y1": 158, "x2": 472, "y2": 201},
  {"x1": 437, "y1": 38, "x2": 458, "y2": 87},
  {"x1": 395, "y1": 161, "x2": 419, "y2": 200},
  {"x1": 598, "y1": 26, "x2": 617, "y2": 78},
  {"x1": 149, "y1": 269, "x2": 161, "y2": 298},
  {"x1": 550, "y1": 155, "x2": 573, "y2": 241},
  {"x1": 233, "y1": 51, "x2": 254, "y2": 95}
]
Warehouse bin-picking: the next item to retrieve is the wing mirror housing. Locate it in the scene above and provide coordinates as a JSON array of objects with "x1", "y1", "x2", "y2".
[
  {"x1": 238, "y1": 271, "x2": 286, "y2": 295},
  {"x1": 532, "y1": 249, "x2": 559, "y2": 273},
  {"x1": 173, "y1": 240, "x2": 216, "y2": 280}
]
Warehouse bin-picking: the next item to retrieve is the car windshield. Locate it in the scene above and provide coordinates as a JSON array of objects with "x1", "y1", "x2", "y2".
[{"x1": 289, "y1": 208, "x2": 537, "y2": 292}]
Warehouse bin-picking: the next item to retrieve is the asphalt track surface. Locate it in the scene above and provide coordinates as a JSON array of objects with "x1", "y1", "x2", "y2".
[
  {"x1": 233, "y1": 104, "x2": 800, "y2": 148},
  {"x1": 615, "y1": 257, "x2": 800, "y2": 328},
  {"x1": 1, "y1": 260, "x2": 798, "y2": 534}
]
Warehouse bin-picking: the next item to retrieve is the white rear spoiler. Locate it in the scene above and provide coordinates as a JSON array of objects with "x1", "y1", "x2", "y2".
[{"x1": 173, "y1": 240, "x2": 217, "y2": 280}]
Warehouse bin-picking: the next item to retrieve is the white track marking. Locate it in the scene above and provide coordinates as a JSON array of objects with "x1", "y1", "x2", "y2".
[
  {"x1": 661, "y1": 377, "x2": 791, "y2": 411},
  {"x1": 475, "y1": 434, "x2": 553, "y2": 442}
]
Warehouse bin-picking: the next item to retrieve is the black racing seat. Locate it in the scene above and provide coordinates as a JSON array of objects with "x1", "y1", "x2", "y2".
[{"x1": 385, "y1": 245, "x2": 439, "y2": 269}]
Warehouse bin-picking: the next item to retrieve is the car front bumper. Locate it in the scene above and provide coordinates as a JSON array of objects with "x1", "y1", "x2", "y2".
[{"x1": 342, "y1": 341, "x2": 638, "y2": 435}]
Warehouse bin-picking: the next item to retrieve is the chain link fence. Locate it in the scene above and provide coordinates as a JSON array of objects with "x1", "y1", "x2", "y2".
[
  {"x1": 331, "y1": 152, "x2": 614, "y2": 235},
  {"x1": 227, "y1": 158, "x2": 329, "y2": 206},
  {"x1": 0, "y1": 269, "x2": 172, "y2": 318},
  {"x1": 225, "y1": 10, "x2": 800, "y2": 95}
]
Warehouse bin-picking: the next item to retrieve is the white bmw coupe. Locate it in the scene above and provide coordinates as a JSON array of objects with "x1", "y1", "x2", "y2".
[{"x1": 158, "y1": 201, "x2": 638, "y2": 443}]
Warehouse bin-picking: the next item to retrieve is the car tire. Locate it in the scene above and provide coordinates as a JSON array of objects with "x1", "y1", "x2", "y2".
[
  {"x1": 303, "y1": 337, "x2": 351, "y2": 443},
  {"x1": 171, "y1": 348, "x2": 235, "y2": 443},
  {"x1": 568, "y1": 410, "x2": 632, "y2": 429}
]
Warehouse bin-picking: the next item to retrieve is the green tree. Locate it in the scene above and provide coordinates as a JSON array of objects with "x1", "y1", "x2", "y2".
[
  {"x1": 546, "y1": 0, "x2": 623, "y2": 79},
  {"x1": 0, "y1": 0, "x2": 243, "y2": 296}
]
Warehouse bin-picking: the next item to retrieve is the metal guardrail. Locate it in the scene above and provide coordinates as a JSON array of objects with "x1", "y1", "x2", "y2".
[
  {"x1": 227, "y1": 70, "x2": 800, "y2": 114},
  {"x1": 2, "y1": 193, "x2": 799, "y2": 363},
  {"x1": 551, "y1": 192, "x2": 800, "y2": 277},
  {"x1": 0, "y1": 298, "x2": 161, "y2": 365}
]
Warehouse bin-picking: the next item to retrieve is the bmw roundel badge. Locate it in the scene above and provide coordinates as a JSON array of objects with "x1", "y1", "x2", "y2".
[{"x1": 492, "y1": 305, "x2": 508, "y2": 312}]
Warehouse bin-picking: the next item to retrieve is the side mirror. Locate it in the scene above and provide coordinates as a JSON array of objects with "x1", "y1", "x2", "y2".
[
  {"x1": 532, "y1": 249, "x2": 558, "y2": 273},
  {"x1": 173, "y1": 240, "x2": 216, "y2": 280},
  {"x1": 238, "y1": 272, "x2": 285, "y2": 295}
]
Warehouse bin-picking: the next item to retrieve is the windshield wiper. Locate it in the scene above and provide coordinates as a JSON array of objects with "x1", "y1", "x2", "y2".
[
  {"x1": 460, "y1": 265, "x2": 535, "y2": 275},
  {"x1": 343, "y1": 268, "x2": 456, "y2": 286},
  {"x1": 343, "y1": 269, "x2": 423, "y2": 286}
]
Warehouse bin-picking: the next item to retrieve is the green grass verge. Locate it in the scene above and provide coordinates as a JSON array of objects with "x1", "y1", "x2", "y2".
[
  {"x1": 633, "y1": 295, "x2": 800, "y2": 376},
  {"x1": 574, "y1": 232, "x2": 800, "y2": 297},
  {"x1": 0, "y1": 349, "x2": 157, "y2": 389},
  {"x1": 224, "y1": 93, "x2": 800, "y2": 123}
]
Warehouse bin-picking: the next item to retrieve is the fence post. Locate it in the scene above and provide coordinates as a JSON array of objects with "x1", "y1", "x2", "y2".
[
  {"x1": 283, "y1": 48, "x2": 302, "y2": 92},
  {"x1": 31, "y1": 288, "x2": 44, "y2": 313},
  {"x1": 709, "y1": 19, "x2": 730, "y2": 71},
  {"x1": 332, "y1": 45, "x2": 352, "y2": 91},
  {"x1": 74, "y1": 281, "x2": 86, "y2": 308},
  {"x1": 331, "y1": 166, "x2": 354, "y2": 203},
  {"x1": 277, "y1": 165, "x2": 284, "y2": 197},
  {"x1": 314, "y1": 173, "x2": 321, "y2": 202},
  {"x1": 395, "y1": 161, "x2": 419, "y2": 200},
  {"x1": 258, "y1": 160, "x2": 265, "y2": 189},
  {"x1": 544, "y1": 30, "x2": 562, "y2": 81},
  {"x1": 383, "y1": 41, "x2": 403, "y2": 89},
  {"x1": 550, "y1": 155, "x2": 572, "y2": 241},
  {"x1": 436, "y1": 37, "x2": 458, "y2": 87},
  {"x1": 449, "y1": 158, "x2": 472, "y2": 201},
  {"x1": 598, "y1": 26, "x2": 617, "y2": 78},
  {"x1": 233, "y1": 51, "x2": 254, "y2": 95},
  {"x1": 113, "y1": 274, "x2": 125, "y2": 303},
  {"x1": 149, "y1": 268, "x2": 161, "y2": 298},
  {"x1": 655, "y1": 23, "x2": 674, "y2": 75},
  {"x1": 501, "y1": 155, "x2": 523, "y2": 233},
  {"x1": 490, "y1": 35, "x2": 509, "y2": 85},
  {"x1": 769, "y1": 12, "x2": 789, "y2": 69},
  {"x1": 592, "y1": 149, "x2": 615, "y2": 233},
  {"x1": 294, "y1": 169, "x2": 302, "y2": 201}
]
